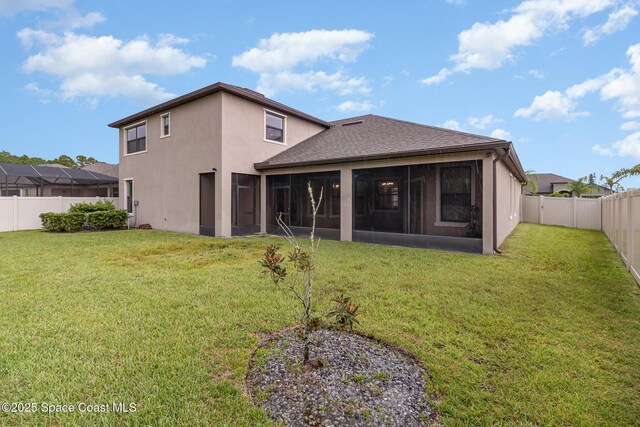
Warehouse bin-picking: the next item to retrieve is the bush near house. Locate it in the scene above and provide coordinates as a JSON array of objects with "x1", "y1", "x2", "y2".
[
  {"x1": 39, "y1": 212, "x2": 85, "y2": 232},
  {"x1": 40, "y1": 201, "x2": 127, "y2": 232},
  {"x1": 68, "y1": 200, "x2": 116, "y2": 214},
  {"x1": 85, "y1": 210, "x2": 129, "y2": 230}
]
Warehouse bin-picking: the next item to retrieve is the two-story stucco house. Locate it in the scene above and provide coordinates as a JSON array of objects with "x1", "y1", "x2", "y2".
[{"x1": 109, "y1": 82, "x2": 526, "y2": 254}]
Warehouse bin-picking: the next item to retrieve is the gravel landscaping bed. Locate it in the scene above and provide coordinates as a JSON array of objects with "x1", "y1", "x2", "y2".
[{"x1": 246, "y1": 328, "x2": 436, "y2": 426}]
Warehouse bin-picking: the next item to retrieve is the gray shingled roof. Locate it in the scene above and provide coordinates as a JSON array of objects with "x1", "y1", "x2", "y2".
[
  {"x1": 255, "y1": 114, "x2": 525, "y2": 179},
  {"x1": 108, "y1": 82, "x2": 330, "y2": 129},
  {"x1": 82, "y1": 162, "x2": 118, "y2": 179},
  {"x1": 527, "y1": 173, "x2": 574, "y2": 194}
]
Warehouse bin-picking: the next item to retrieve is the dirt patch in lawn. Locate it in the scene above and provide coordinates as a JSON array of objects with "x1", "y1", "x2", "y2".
[{"x1": 246, "y1": 328, "x2": 437, "y2": 426}]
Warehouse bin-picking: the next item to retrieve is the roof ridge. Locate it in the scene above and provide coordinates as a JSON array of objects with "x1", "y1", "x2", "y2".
[
  {"x1": 330, "y1": 114, "x2": 506, "y2": 142},
  {"x1": 108, "y1": 81, "x2": 330, "y2": 129}
]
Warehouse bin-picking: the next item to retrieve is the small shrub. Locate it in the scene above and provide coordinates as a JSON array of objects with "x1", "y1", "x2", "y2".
[
  {"x1": 549, "y1": 191, "x2": 569, "y2": 198},
  {"x1": 86, "y1": 210, "x2": 128, "y2": 230},
  {"x1": 40, "y1": 212, "x2": 85, "y2": 232},
  {"x1": 40, "y1": 212, "x2": 65, "y2": 232},
  {"x1": 68, "y1": 200, "x2": 116, "y2": 214},
  {"x1": 327, "y1": 293, "x2": 360, "y2": 331},
  {"x1": 63, "y1": 212, "x2": 86, "y2": 232}
]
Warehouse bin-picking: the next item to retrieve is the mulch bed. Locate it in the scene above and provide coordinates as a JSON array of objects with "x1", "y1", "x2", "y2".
[{"x1": 246, "y1": 328, "x2": 437, "y2": 426}]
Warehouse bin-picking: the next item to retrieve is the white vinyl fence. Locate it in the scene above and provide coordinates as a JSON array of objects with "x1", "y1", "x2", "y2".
[
  {"x1": 0, "y1": 196, "x2": 119, "y2": 232},
  {"x1": 602, "y1": 189, "x2": 640, "y2": 285},
  {"x1": 521, "y1": 195, "x2": 602, "y2": 230}
]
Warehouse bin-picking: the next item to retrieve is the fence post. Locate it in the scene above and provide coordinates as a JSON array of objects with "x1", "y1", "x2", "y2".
[
  {"x1": 572, "y1": 197, "x2": 577, "y2": 228},
  {"x1": 58, "y1": 196, "x2": 63, "y2": 213},
  {"x1": 539, "y1": 195, "x2": 544, "y2": 225},
  {"x1": 12, "y1": 195, "x2": 18, "y2": 231},
  {"x1": 627, "y1": 189, "x2": 633, "y2": 272}
]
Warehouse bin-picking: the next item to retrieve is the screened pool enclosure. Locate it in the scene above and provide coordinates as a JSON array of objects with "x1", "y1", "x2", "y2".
[
  {"x1": 266, "y1": 161, "x2": 483, "y2": 252},
  {"x1": 0, "y1": 163, "x2": 118, "y2": 197}
]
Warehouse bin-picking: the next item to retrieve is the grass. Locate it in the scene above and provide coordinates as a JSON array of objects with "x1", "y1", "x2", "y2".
[{"x1": 0, "y1": 223, "x2": 638, "y2": 425}]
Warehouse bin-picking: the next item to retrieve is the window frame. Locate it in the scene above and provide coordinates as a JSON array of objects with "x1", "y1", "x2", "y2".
[
  {"x1": 160, "y1": 112, "x2": 171, "y2": 139},
  {"x1": 374, "y1": 178, "x2": 401, "y2": 212},
  {"x1": 124, "y1": 178, "x2": 134, "y2": 215},
  {"x1": 264, "y1": 109, "x2": 286, "y2": 145},
  {"x1": 123, "y1": 120, "x2": 147, "y2": 156},
  {"x1": 330, "y1": 178, "x2": 341, "y2": 217},
  {"x1": 435, "y1": 164, "x2": 475, "y2": 227}
]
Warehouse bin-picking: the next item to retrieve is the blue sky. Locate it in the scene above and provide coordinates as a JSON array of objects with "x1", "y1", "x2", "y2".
[{"x1": 1, "y1": 0, "x2": 639, "y2": 187}]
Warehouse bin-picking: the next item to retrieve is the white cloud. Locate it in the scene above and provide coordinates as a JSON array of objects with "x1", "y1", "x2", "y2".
[
  {"x1": 0, "y1": 0, "x2": 104, "y2": 31},
  {"x1": 232, "y1": 29, "x2": 373, "y2": 96},
  {"x1": 612, "y1": 131, "x2": 640, "y2": 159},
  {"x1": 442, "y1": 119, "x2": 463, "y2": 131},
  {"x1": 422, "y1": 0, "x2": 614, "y2": 85},
  {"x1": 467, "y1": 114, "x2": 501, "y2": 129},
  {"x1": 592, "y1": 144, "x2": 614, "y2": 156},
  {"x1": 19, "y1": 30, "x2": 206, "y2": 104},
  {"x1": 61, "y1": 10, "x2": 105, "y2": 30},
  {"x1": 514, "y1": 90, "x2": 589, "y2": 120},
  {"x1": 514, "y1": 66, "x2": 624, "y2": 120},
  {"x1": 490, "y1": 128, "x2": 512, "y2": 140},
  {"x1": 256, "y1": 70, "x2": 370, "y2": 98},
  {"x1": 445, "y1": 0, "x2": 465, "y2": 5},
  {"x1": 24, "y1": 82, "x2": 53, "y2": 103},
  {"x1": 335, "y1": 100, "x2": 374, "y2": 113},
  {"x1": 0, "y1": 0, "x2": 72, "y2": 16},
  {"x1": 528, "y1": 69, "x2": 544, "y2": 79},
  {"x1": 583, "y1": 4, "x2": 638, "y2": 45},
  {"x1": 621, "y1": 121, "x2": 640, "y2": 130},
  {"x1": 600, "y1": 44, "x2": 640, "y2": 118}
]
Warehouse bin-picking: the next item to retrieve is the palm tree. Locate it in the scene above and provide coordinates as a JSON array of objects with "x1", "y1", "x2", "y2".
[
  {"x1": 524, "y1": 169, "x2": 538, "y2": 195},
  {"x1": 567, "y1": 177, "x2": 592, "y2": 198}
]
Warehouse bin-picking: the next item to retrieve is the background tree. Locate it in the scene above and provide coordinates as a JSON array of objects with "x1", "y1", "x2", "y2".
[
  {"x1": 567, "y1": 177, "x2": 592, "y2": 197},
  {"x1": 0, "y1": 150, "x2": 102, "y2": 168},
  {"x1": 52, "y1": 155, "x2": 77, "y2": 168},
  {"x1": 600, "y1": 164, "x2": 640, "y2": 192},
  {"x1": 524, "y1": 169, "x2": 538, "y2": 195},
  {"x1": 75, "y1": 155, "x2": 99, "y2": 168}
]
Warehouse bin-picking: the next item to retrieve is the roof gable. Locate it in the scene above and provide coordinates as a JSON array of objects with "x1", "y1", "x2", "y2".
[{"x1": 108, "y1": 82, "x2": 330, "y2": 129}]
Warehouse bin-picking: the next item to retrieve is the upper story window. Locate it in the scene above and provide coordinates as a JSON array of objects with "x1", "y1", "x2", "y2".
[
  {"x1": 160, "y1": 113, "x2": 170, "y2": 138},
  {"x1": 265, "y1": 111, "x2": 285, "y2": 143},
  {"x1": 125, "y1": 122, "x2": 146, "y2": 154}
]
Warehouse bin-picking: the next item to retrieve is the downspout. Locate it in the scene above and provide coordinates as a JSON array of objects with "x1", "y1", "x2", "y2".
[{"x1": 493, "y1": 146, "x2": 511, "y2": 254}]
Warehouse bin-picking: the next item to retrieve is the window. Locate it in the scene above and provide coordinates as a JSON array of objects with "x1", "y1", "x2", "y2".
[
  {"x1": 126, "y1": 123, "x2": 146, "y2": 154},
  {"x1": 330, "y1": 180, "x2": 340, "y2": 216},
  {"x1": 125, "y1": 179, "x2": 134, "y2": 214},
  {"x1": 160, "y1": 113, "x2": 170, "y2": 138},
  {"x1": 376, "y1": 180, "x2": 400, "y2": 210},
  {"x1": 265, "y1": 111, "x2": 284, "y2": 143},
  {"x1": 440, "y1": 166, "x2": 471, "y2": 222}
]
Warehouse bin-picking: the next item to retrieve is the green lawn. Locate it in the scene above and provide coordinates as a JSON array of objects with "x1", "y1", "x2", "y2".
[{"x1": 0, "y1": 224, "x2": 639, "y2": 426}]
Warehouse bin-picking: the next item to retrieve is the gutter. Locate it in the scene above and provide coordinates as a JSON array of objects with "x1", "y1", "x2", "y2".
[{"x1": 493, "y1": 146, "x2": 511, "y2": 254}]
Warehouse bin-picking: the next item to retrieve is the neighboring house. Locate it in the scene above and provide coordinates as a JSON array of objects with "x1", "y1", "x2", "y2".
[
  {"x1": 524, "y1": 173, "x2": 613, "y2": 198},
  {"x1": 0, "y1": 163, "x2": 118, "y2": 197},
  {"x1": 109, "y1": 82, "x2": 526, "y2": 254}
]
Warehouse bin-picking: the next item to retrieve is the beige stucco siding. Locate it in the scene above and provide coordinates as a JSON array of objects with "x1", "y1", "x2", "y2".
[
  {"x1": 118, "y1": 91, "x2": 326, "y2": 235},
  {"x1": 118, "y1": 93, "x2": 223, "y2": 234},
  {"x1": 495, "y1": 159, "x2": 521, "y2": 247},
  {"x1": 217, "y1": 92, "x2": 326, "y2": 235}
]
